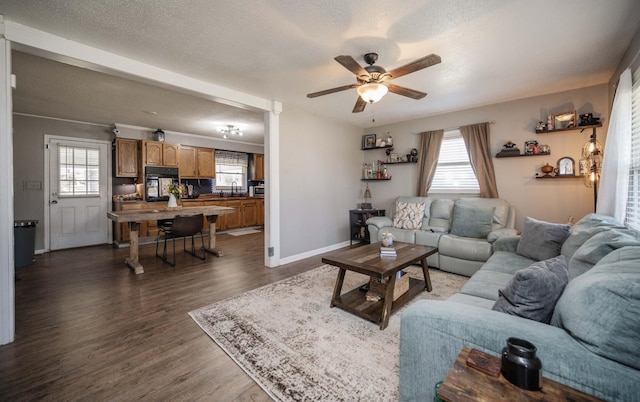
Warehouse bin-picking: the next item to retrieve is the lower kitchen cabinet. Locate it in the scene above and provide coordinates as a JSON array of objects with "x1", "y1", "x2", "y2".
[
  {"x1": 256, "y1": 198, "x2": 264, "y2": 226},
  {"x1": 224, "y1": 200, "x2": 243, "y2": 229},
  {"x1": 242, "y1": 199, "x2": 257, "y2": 226}
]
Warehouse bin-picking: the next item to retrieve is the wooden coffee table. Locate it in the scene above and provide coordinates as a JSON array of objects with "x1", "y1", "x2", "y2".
[{"x1": 322, "y1": 241, "x2": 437, "y2": 330}]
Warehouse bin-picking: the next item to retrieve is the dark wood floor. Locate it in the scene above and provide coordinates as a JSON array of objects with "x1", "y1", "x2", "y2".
[{"x1": 0, "y1": 232, "x2": 328, "y2": 401}]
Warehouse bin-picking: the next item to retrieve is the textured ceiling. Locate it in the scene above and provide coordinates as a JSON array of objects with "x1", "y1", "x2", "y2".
[{"x1": 2, "y1": 0, "x2": 640, "y2": 141}]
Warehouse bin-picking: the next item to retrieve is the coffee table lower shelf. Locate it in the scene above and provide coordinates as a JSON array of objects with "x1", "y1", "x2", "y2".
[{"x1": 331, "y1": 277, "x2": 425, "y2": 326}]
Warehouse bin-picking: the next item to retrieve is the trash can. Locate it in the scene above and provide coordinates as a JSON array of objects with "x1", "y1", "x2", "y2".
[{"x1": 14, "y1": 220, "x2": 38, "y2": 268}]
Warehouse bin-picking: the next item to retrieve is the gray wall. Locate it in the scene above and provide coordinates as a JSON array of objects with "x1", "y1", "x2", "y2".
[
  {"x1": 13, "y1": 115, "x2": 112, "y2": 250},
  {"x1": 363, "y1": 84, "x2": 609, "y2": 231}
]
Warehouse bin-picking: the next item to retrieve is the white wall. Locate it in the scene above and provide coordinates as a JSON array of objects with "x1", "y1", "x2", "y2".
[
  {"x1": 279, "y1": 104, "x2": 362, "y2": 258},
  {"x1": 364, "y1": 84, "x2": 609, "y2": 231}
]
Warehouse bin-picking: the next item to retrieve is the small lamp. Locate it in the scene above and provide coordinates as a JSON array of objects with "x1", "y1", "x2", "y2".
[
  {"x1": 361, "y1": 184, "x2": 372, "y2": 209},
  {"x1": 581, "y1": 130, "x2": 603, "y2": 211}
]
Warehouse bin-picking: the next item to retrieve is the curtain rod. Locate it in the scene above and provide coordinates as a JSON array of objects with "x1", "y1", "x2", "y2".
[{"x1": 414, "y1": 120, "x2": 496, "y2": 134}]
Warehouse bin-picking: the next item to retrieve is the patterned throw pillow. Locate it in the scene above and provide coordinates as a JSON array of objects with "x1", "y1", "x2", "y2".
[{"x1": 393, "y1": 202, "x2": 426, "y2": 229}]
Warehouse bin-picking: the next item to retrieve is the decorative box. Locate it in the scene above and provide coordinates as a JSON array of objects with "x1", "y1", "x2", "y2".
[{"x1": 369, "y1": 271, "x2": 409, "y2": 301}]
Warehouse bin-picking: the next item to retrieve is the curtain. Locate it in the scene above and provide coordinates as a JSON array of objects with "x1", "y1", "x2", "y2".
[
  {"x1": 416, "y1": 130, "x2": 444, "y2": 196},
  {"x1": 215, "y1": 150, "x2": 248, "y2": 167},
  {"x1": 596, "y1": 68, "x2": 632, "y2": 221},
  {"x1": 460, "y1": 122, "x2": 499, "y2": 198}
]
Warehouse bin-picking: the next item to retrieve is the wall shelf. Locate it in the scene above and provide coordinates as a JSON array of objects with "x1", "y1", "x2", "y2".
[
  {"x1": 362, "y1": 145, "x2": 393, "y2": 151},
  {"x1": 383, "y1": 161, "x2": 418, "y2": 165},
  {"x1": 361, "y1": 178, "x2": 392, "y2": 181},
  {"x1": 535, "y1": 123, "x2": 602, "y2": 134},
  {"x1": 535, "y1": 175, "x2": 581, "y2": 179},
  {"x1": 495, "y1": 152, "x2": 550, "y2": 158}
]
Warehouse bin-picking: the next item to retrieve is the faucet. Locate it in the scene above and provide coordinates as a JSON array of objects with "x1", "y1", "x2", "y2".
[{"x1": 231, "y1": 181, "x2": 238, "y2": 196}]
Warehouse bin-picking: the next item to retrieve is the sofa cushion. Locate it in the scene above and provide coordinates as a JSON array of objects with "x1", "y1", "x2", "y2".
[
  {"x1": 439, "y1": 235, "x2": 494, "y2": 262},
  {"x1": 516, "y1": 217, "x2": 570, "y2": 261},
  {"x1": 492, "y1": 255, "x2": 568, "y2": 324},
  {"x1": 450, "y1": 204, "x2": 494, "y2": 238},
  {"x1": 561, "y1": 214, "x2": 626, "y2": 261},
  {"x1": 567, "y1": 228, "x2": 640, "y2": 280},
  {"x1": 428, "y1": 198, "x2": 454, "y2": 232},
  {"x1": 551, "y1": 246, "x2": 640, "y2": 370},
  {"x1": 459, "y1": 269, "x2": 515, "y2": 301},
  {"x1": 455, "y1": 198, "x2": 511, "y2": 230},
  {"x1": 393, "y1": 201, "x2": 426, "y2": 230}
]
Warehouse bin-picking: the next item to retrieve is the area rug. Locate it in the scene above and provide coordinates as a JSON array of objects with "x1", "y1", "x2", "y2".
[
  {"x1": 189, "y1": 264, "x2": 467, "y2": 401},
  {"x1": 226, "y1": 229, "x2": 262, "y2": 236}
]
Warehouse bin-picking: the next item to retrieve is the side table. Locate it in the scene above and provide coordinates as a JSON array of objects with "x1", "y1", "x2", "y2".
[
  {"x1": 437, "y1": 347, "x2": 603, "y2": 402},
  {"x1": 349, "y1": 209, "x2": 385, "y2": 246}
]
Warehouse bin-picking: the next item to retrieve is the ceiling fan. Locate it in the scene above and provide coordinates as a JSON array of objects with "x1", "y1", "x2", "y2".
[{"x1": 307, "y1": 52, "x2": 441, "y2": 113}]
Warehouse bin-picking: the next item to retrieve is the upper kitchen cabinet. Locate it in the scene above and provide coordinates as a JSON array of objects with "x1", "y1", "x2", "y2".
[
  {"x1": 143, "y1": 140, "x2": 178, "y2": 166},
  {"x1": 254, "y1": 153, "x2": 264, "y2": 180},
  {"x1": 115, "y1": 138, "x2": 139, "y2": 177},
  {"x1": 179, "y1": 146, "x2": 215, "y2": 179}
]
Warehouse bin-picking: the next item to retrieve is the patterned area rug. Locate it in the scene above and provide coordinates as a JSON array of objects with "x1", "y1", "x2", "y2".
[{"x1": 189, "y1": 264, "x2": 467, "y2": 401}]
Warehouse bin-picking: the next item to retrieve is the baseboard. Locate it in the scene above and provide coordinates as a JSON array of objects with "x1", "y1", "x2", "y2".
[{"x1": 278, "y1": 240, "x2": 351, "y2": 266}]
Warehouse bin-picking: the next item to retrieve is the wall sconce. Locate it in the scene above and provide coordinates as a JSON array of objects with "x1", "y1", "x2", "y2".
[{"x1": 581, "y1": 130, "x2": 603, "y2": 210}]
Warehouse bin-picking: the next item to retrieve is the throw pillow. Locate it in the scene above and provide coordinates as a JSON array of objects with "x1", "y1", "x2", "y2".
[
  {"x1": 550, "y1": 246, "x2": 640, "y2": 370},
  {"x1": 516, "y1": 217, "x2": 570, "y2": 261},
  {"x1": 392, "y1": 202, "x2": 426, "y2": 230},
  {"x1": 450, "y1": 204, "x2": 494, "y2": 238},
  {"x1": 492, "y1": 255, "x2": 568, "y2": 324}
]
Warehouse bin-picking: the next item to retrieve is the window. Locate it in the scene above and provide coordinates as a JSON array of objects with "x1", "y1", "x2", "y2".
[
  {"x1": 627, "y1": 65, "x2": 640, "y2": 230},
  {"x1": 58, "y1": 145, "x2": 100, "y2": 197},
  {"x1": 215, "y1": 151, "x2": 248, "y2": 190},
  {"x1": 430, "y1": 130, "x2": 480, "y2": 193}
]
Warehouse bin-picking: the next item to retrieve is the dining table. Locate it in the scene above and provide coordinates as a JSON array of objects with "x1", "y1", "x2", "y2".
[{"x1": 107, "y1": 205, "x2": 235, "y2": 274}]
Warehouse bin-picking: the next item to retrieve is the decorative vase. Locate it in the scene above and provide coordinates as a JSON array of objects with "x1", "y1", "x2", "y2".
[
  {"x1": 541, "y1": 163, "x2": 554, "y2": 177},
  {"x1": 168, "y1": 194, "x2": 178, "y2": 208},
  {"x1": 501, "y1": 338, "x2": 542, "y2": 390}
]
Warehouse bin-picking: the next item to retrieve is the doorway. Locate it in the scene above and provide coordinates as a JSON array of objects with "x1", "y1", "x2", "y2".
[{"x1": 44, "y1": 135, "x2": 111, "y2": 250}]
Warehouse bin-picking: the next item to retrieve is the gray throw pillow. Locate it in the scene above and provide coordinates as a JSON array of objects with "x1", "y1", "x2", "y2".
[
  {"x1": 550, "y1": 246, "x2": 640, "y2": 370},
  {"x1": 492, "y1": 255, "x2": 568, "y2": 323},
  {"x1": 516, "y1": 217, "x2": 570, "y2": 261},
  {"x1": 450, "y1": 204, "x2": 494, "y2": 238}
]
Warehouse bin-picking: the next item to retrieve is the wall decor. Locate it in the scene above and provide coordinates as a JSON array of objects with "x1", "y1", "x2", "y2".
[
  {"x1": 552, "y1": 111, "x2": 577, "y2": 130},
  {"x1": 524, "y1": 140, "x2": 539, "y2": 155},
  {"x1": 363, "y1": 134, "x2": 376, "y2": 149},
  {"x1": 556, "y1": 156, "x2": 575, "y2": 176}
]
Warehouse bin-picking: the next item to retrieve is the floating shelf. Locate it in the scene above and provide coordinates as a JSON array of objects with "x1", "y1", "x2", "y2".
[
  {"x1": 535, "y1": 175, "x2": 581, "y2": 179},
  {"x1": 361, "y1": 178, "x2": 392, "y2": 181},
  {"x1": 535, "y1": 123, "x2": 602, "y2": 134},
  {"x1": 495, "y1": 152, "x2": 550, "y2": 158},
  {"x1": 383, "y1": 161, "x2": 418, "y2": 165},
  {"x1": 362, "y1": 145, "x2": 394, "y2": 151}
]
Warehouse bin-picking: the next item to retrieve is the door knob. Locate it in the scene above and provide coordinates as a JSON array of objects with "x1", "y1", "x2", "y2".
[{"x1": 51, "y1": 200, "x2": 58, "y2": 204}]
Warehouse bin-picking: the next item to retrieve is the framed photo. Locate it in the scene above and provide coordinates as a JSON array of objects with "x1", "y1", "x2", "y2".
[
  {"x1": 553, "y1": 110, "x2": 577, "y2": 130},
  {"x1": 524, "y1": 140, "x2": 538, "y2": 155},
  {"x1": 362, "y1": 134, "x2": 376, "y2": 149},
  {"x1": 557, "y1": 156, "x2": 575, "y2": 176}
]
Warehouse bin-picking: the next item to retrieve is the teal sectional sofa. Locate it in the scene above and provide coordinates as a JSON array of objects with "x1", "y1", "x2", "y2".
[{"x1": 399, "y1": 214, "x2": 640, "y2": 401}]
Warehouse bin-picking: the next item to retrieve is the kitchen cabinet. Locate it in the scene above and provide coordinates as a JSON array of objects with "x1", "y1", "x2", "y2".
[
  {"x1": 143, "y1": 140, "x2": 178, "y2": 166},
  {"x1": 256, "y1": 198, "x2": 264, "y2": 226},
  {"x1": 179, "y1": 146, "x2": 215, "y2": 179},
  {"x1": 224, "y1": 200, "x2": 243, "y2": 229},
  {"x1": 242, "y1": 199, "x2": 257, "y2": 227},
  {"x1": 115, "y1": 138, "x2": 139, "y2": 177},
  {"x1": 254, "y1": 153, "x2": 264, "y2": 180}
]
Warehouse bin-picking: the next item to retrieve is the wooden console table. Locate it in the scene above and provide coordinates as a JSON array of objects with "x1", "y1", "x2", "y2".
[
  {"x1": 107, "y1": 205, "x2": 234, "y2": 274},
  {"x1": 437, "y1": 347, "x2": 603, "y2": 402}
]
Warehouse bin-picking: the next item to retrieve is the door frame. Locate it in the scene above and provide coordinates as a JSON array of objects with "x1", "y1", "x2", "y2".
[{"x1": 43, "y1": 135, "x2": 113, "y2": 252}]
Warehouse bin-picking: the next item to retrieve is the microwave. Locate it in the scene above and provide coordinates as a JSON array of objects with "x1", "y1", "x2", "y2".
[{"x1": 251, "y1": 186, "x2": 265, "y2": 197}]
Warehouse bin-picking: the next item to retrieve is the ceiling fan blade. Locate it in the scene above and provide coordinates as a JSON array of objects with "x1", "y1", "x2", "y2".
[
  {"x1": 352, "y1": 96, "x2": 367, "y2": 113},
  {"x1": 307, "y1": 83, "x2": 358, "y2": 98},
  {"x1": 386, "y1": 53, "x2": 441, "y2": 80},
  {"x1": 335, "y1": 55, "x2": 371, "y2": 80},
  {"x1": 385, "y1": 83, "x2": 427, "y2": 99}
]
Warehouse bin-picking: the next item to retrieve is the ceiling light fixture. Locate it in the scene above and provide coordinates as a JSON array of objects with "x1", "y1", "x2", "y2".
[
  {"x1": 357, "y1": 82, "x2": 389, "y2": 104},
  {"x1": 218, "y1": 125, "x2": 243, "y2": 139}
]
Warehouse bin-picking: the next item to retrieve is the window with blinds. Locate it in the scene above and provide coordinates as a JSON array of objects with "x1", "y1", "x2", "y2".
[
  {"x1": 430, "y1": 130, "x2": 480, "y2": 193},
  {"x1": 215, "y1": 151, "x2": 248, "y2": 190},
  {"x1": 58, "y1": 145, "x2": 100, "y2": 197},
  {"x1": 627, "y1": 65, "x2": 640, "y2": 230}
]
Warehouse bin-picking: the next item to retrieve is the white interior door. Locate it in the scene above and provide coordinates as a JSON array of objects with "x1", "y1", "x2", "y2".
[{"x1": 48, "y1": 137, "x2": 109, "y2": 250}]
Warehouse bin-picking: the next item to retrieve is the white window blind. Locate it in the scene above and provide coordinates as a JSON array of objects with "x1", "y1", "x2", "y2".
[
  {"x1": 430, "y1": 130, "x2": 480, "y2": 193},
  {"x1": 215, "y1": 151, "x2": 248, "y2": 190},
  {"x1": 627, "y1": 65, "x2": 640, "y2": 230},
  {"x1": 58, "y1": 145, "x2": 100, "y2": 196}
]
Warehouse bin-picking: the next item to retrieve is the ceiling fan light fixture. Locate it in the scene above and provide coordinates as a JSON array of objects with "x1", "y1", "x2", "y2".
[
  {"x1": 357, "y1": 83, "x2": 388, "y2": 103},
  {"x1": 218, "y1": 124, "x2": 243, "y2": 138}
]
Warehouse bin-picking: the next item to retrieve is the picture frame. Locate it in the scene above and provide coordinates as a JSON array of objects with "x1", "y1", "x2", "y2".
[
  {"x1": 553, "y1": 110, "x2": 577, "y2": 130},
  {"x1": 524, "y1": 140, "x2": 539, "y2": 155},
  {"x1": 363, "y1": 134, "x2": 376, "y2": 149},
  {"x1": 557, "y1": 156, "x2": 575, "y2": 176}
]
